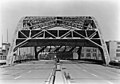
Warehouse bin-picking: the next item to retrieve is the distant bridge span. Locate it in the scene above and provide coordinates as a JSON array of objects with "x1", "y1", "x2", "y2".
[{"x1": 7, "y1": 16, "x2": 110, "y2": 65}]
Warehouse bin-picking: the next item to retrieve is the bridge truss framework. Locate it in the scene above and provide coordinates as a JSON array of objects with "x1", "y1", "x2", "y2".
[{"x1": 7, "y1": 16, "x2": 110, "y2": 65}]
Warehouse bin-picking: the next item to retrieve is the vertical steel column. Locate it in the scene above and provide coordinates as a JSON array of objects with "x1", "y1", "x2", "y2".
[
  {"x1": 34, "y1": 46, "x2": 38, "y2": 60},
  {"x1": 98, "y1": 47, "x2": 106, "y2": 64},
  {"x1": 77, "y1": 47, "x2": 82, "y2": 60}
]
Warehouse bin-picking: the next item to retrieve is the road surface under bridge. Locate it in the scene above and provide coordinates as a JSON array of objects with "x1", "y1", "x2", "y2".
[{"x1": 0, "y1": 60, "x2": 120, "y2": 84}]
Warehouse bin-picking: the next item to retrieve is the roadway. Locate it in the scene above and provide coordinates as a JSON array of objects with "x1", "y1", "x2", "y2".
[
  {"x1": 61, "y1": 60, "x2": 120, "y2": 84},
  {"x1": 0, "y1": 60, "x2": 120, "y2": 84},
  {"x1": 0, "y1": 60, "x2": 55, "y2": 84}
]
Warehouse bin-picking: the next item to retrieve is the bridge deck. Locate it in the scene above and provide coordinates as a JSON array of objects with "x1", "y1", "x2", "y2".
[
  {"x1": 0, "y1": 60, "x2": 55, "y2": 84},
  {"x1": 61, "y1": 60, "x2": 120, "y2": 84},
  {"x1": 0, "y1": 60, "x2": 120, "y2": 84}
]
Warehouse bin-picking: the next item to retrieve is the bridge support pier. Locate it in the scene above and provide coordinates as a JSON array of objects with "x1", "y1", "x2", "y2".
[
  {"x1": 34, "y1": 46, "x2": 38, "y2": 60},
  {"x1": 98, "y1": 47, "x2": 106, "y2": 64},
  {"x1": 77, "y1": 47, "x2": 82, "y2": 60}
]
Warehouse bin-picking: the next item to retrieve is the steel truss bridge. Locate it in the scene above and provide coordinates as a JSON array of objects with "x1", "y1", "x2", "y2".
[{"x1": 7, "y1": 16, "x2": 110, "y2": 65}]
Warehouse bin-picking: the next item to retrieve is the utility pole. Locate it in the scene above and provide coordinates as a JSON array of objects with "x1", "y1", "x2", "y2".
[
  {"x1": 2, "y1": 34, "x2": 3, "y2": 44},
  {"x1": 7, "y1": 28, "x2": 8, "y2": 43}
]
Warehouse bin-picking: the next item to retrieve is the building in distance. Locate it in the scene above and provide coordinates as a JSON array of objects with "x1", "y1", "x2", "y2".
[{"x1": 106, "y1": 40, "x2": 120, "y2": 62}]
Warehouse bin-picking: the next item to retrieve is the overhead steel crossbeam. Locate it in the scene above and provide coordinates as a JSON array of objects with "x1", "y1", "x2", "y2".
[
  {"x1": 50, "y1": 46, "x2": 56, "y2": 52},
  {"x1": 48, "y1": 46, "x2": 52, "y2": 52},
  {"x1": 72, "y1": 47, "x2": 79, "y2": 52},
  {"x1": 54, "y1": 46, "x2": 62, "y2": 52},
  {"x1": 44, "y1": 46, "x2": 71, "y2": 53},
  {"x1": 16, "y1": 29, "x2": 101, "y2": 49},
  {"x1": 65, "y1": 46, "x2": 72, "y2": 51},
  {"x1": 68, "y1": 46, "x2": 76, "y2": 52},
  {"x1": 62, "y1": 46, "x2": 67, "y2": 52},
  {"x1": 44, "y1": 46, "x2": 51, "y2": 52},
  {"x1": 22, "y1": 16, "x2": 90, "y2": 30},
  {"x1": 59, "y1": 46, "x2": 65, "y2": 52},
  {"x1": 7, "y1": 16, "x2": 110, "y2": 65},
  {"x1": 18, "y1": 30, "x2": 99, "y2": 39},
  {"x1": 37, "y1": 46, "x2": 47, "y2": 53}
]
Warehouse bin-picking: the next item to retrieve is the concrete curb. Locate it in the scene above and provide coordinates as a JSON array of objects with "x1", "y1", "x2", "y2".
[{"x1": 0, "y1": 63, "x2": 16, "y2": 68}]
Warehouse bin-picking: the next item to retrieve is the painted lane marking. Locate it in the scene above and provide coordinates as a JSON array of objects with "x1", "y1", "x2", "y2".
[
  {"x1": 91, "y1": 73, "x2": 98, "y2": 77},
  {"x1": 27, "y1": 70, "x2": 31, "y2": 73},
  {"x1": 82, "y1": 69, "x2": 98, "y2": 77},
  {"x1": 82, "y1": 69, "x2": 87, "y2": 72},
  {"x1": 0, "y1": 71, "x2": 8, "y2": 74},
  {"x1": 14, "y1": 76, "x2": 22, "y2": 79},
  {"x1": 82, "y1": 69, "x2": 114, "y2": 84},
  {"x1": 106, "y1": 69, "x2": 120, "y2": 75},
  {"x1": 107, "y1": 81, "x2": 114, "y2": 84}
]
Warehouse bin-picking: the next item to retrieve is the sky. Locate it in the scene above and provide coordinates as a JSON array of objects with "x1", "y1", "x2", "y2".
[{"x1": 0, "y1": 0, "x2": 120, "y2": 47}]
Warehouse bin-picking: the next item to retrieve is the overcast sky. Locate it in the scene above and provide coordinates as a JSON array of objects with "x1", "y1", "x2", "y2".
[{"x1": 0, "y1": 0, "x2": 120, "y2": 47}]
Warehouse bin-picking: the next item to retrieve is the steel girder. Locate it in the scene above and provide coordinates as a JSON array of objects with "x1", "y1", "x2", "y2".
[{"x1": 7, "y1": 16, "x2": 110, "y2": 65}]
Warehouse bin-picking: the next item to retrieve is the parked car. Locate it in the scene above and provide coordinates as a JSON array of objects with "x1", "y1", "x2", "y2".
[{"x1": 109, "y1": 60, "x2": 120, "y2": 66}]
